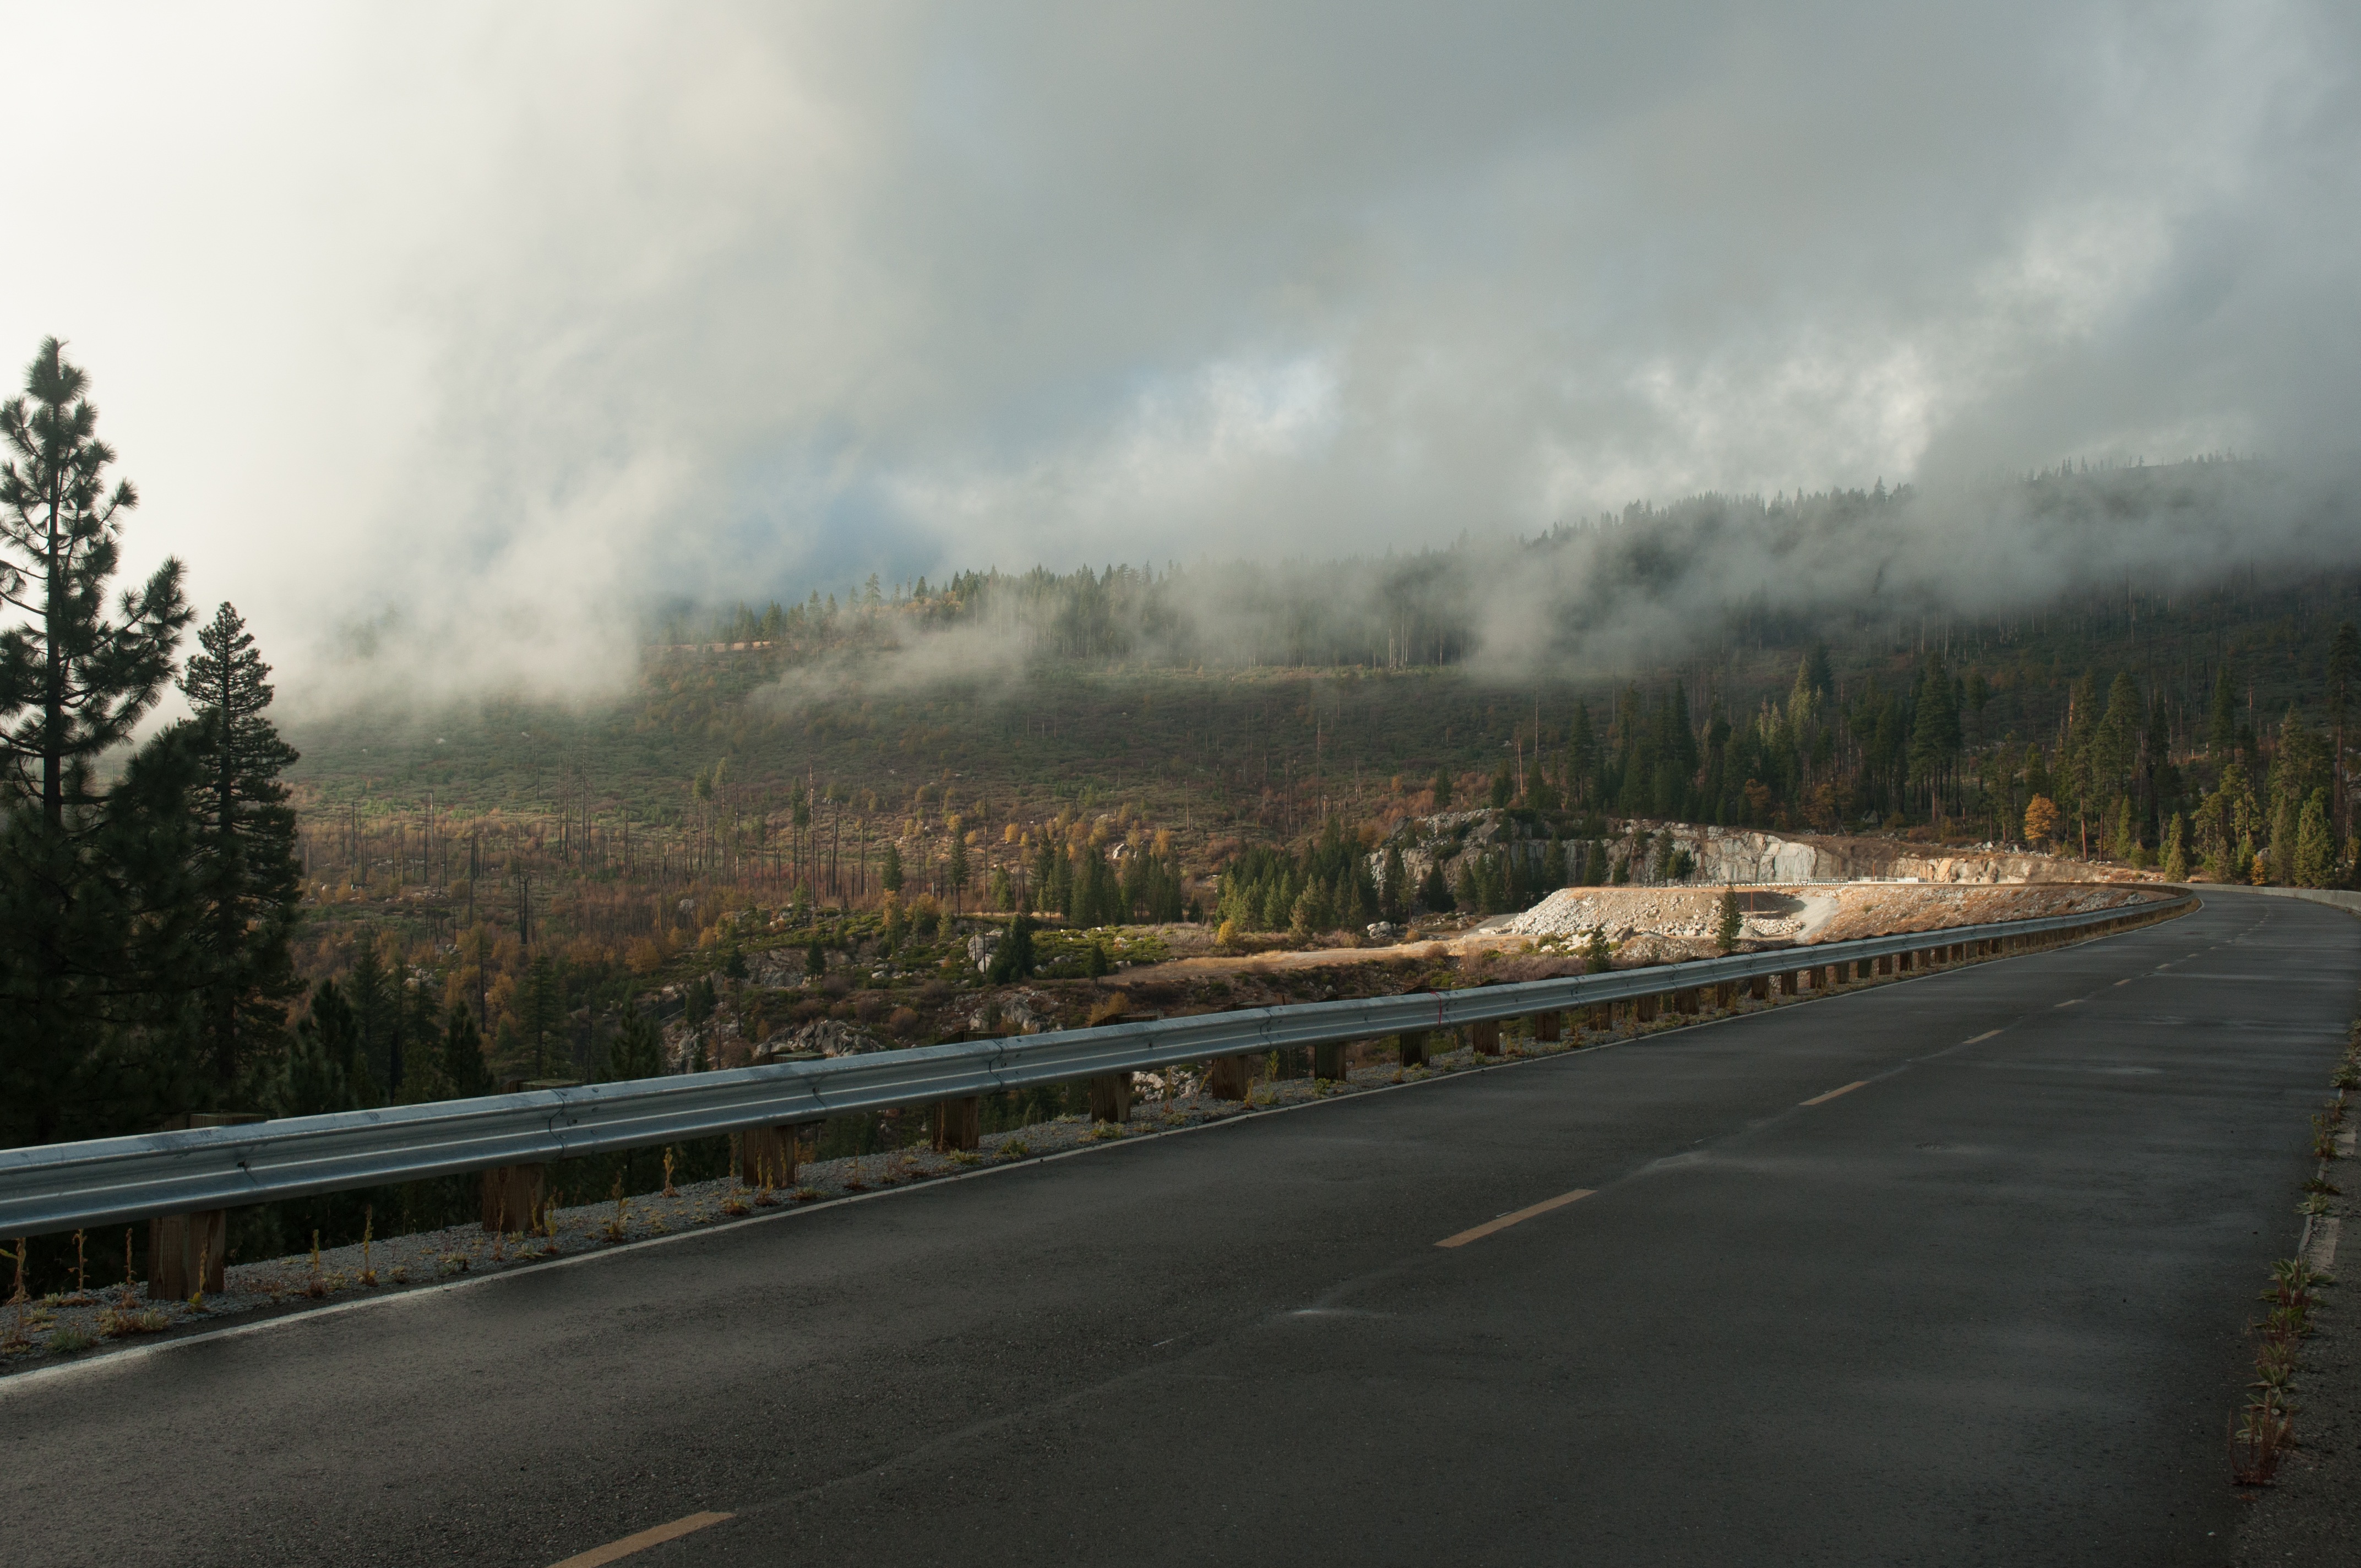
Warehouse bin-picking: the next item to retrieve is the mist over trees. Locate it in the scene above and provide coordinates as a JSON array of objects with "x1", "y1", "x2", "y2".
[{"x1": 672, "y1": 456, "x2": 2341, "y2": 683}]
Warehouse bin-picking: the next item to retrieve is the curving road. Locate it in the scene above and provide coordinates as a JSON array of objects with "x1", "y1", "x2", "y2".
[{"x1": 6, "y1": 890, "x2": 2353, "y2": 1567}]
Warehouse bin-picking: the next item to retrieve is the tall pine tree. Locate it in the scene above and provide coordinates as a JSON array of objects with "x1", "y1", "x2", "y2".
[
  {"x1": 179, "y1": 602, "x2": 302, "y2": 1095},
  {"x1": 0, "y1": 339, "x2": 195, "y2": 1144}
]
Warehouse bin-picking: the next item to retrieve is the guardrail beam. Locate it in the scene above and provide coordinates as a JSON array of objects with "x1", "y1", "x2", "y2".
[{"x1": 0, "y1": 892, "x2": 2197, "y2": 1239}]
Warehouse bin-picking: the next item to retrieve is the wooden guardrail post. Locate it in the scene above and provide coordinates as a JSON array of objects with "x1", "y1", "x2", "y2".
[
  {"x1": 1312, "y1": 1041, "x2": 1348, "y2": 1079},
  {"x1": 1636, "y1": 993, "x2": 1660, "y2": 1023},
  {"x1": 148, "y1": 1112, "x2": 264, "y2": 1299},
  {"x1": 932, "y1": 1097, "x2": 983, "y2": 1151},
  {"x1": 1398, "y1": 1030, "x2": 1429, "y2": 1068},
  {"x1": 481, "y1": 1163, "x2": 546, "y2": 1234},
  {"x1": 1532, "y1": 1011, "x2": 1562, "y2": 1042},
  {"x1": 480, "y1": 1079, "x2": 579, "y2": 1232},
  {"x1": 1749, "y1": 975, "x2": 1770, "y2": 1001},
  {"x1": 1206, "y1": 1054, "x2": 1251, "y2": 1099},
  {"x1": 1586, "y1": 1004, "x2": 1612, "y2": 1032},
  {"x1": 742, "y1": 1123, "x2": 810, "y2": 1182},
  {"x1": 1088, "y1": 1073, "x2": 1133, "y2": 1123},
  {"x1": 1714, "y1": 981, "x2": 1737, "y2": 1010},
  {"x1": 1471, "y1": 1019, "x2": 1503, "y2": 1055}
]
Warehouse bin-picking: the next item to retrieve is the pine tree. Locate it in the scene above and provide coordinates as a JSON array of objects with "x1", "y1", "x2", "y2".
[
  {"x1": 2161, "y1": 813, "x2": 2188, "y2": 881},
  {"x1": 946, "y1": 823, "x2": 970, "y2": 913},
  {"x1": 1568, "y1": 701, "x2": 1596, "y2": 806},
  {"x1": 519, "y1": 952, "x2": 561, "y2": 1077},
  {"x1": 2294, "y1": 788, "x2": 2336, "y2": 889},
  {"x1": 599, "y1": 1006, "x2": 666, "y2": 1082},
  {"x1": 1716, "y1": 888, "x2": 1742, "y2": 954},
  {"x1": 179, "y1": 602, "x2": 302, "y2": 1093},
  {"x1": 1432, "y1": 765, "x2": 1453, "y2": 810},
  {"x1": 439, "y1": 1003, "x2": 496, "y2": 1098},
  {"x1": 0, "y1": 340, "x2": 195, "y2": 1144},
  {"x1": 346, "y1": 934, "x2": 397, "y2": 1090},
  {"x1": 1907, "y1": 652, "x2": 1960, "y2": 822},
  {"x1": 2209, "y1": 662, "x2": 2238, "y2": 758},
  {"x1": 1379, "y1": 843, "x2": 1407, "y2": 922},
  {"x1": 986, "y1": 914, "x2": 1037, "y2": 983},
  {"x1": 2330, "y1": 622, "x2": 2358, "y2": 836},
  {"x1": 880, "y1": 841, "x2": 904, "y2": 896}
]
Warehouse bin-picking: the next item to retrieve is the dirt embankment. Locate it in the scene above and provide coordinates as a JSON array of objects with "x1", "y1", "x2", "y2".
[{"x1": 1122, "y1": 880, "x2": 2172, "y2": 985}]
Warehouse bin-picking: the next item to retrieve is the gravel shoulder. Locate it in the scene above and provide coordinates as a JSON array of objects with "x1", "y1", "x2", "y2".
[{"x1": 2232, "y1": 1110, "x2": 2361, "y2": 1558}]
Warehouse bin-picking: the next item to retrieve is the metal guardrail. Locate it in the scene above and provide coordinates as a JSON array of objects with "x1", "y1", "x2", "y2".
[{"x1": 0, "y1": 891, "x2": 2193, "y2": 1237}]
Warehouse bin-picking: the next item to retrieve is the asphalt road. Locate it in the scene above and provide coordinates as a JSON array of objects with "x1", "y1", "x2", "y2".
[{"x1": 8, "y1": 891, "x2": 2355, "y2": 1567}]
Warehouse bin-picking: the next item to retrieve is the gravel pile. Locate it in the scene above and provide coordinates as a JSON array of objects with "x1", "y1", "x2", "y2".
[{"x1": 1505, "y1": 888, "x2": 1802, "y2": 941}]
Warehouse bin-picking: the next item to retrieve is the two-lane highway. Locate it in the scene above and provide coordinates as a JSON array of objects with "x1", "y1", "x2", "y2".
[{"x1": 7, "y1": 891, "x2": 2352, "y2": 1566}]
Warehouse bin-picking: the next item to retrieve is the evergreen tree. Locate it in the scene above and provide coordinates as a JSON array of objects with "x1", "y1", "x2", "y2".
[
  {"x1": 986, "y1": 914, "x2": 1037, "y2": 983},
  {"x1": 1432, "y1": 765, "x2": 1453, "y2": 809},
  {"x1": 1716, "y1": 888, "x2": 1742, "y2": 954},
  {"x1": 1907, "y1": 652, "x2": 1960, "y2": 821},
  {"x1": 1379, "y1": 843, "x2": 1407, "y2": 922},
  {"x1": 2209, "y1": 662, "x2": 2238, "y2": 758},
  {"x1": 1418, "y1": 858, "x2": 1454, "y2": 912},
  {"x1": 0, "y1": 339, "x2": 195, "y2": 1144},
  {"x1": 1451, "y1": 858, "x2": 1483, "y2": 914},
  {"x1": 2330, "y1": 620, "x2": 2359, "y2": 838},
  {"x1": 599, "y1": 1007, "x2": 666, "y2": 1082},
  {"x1": 519, "y1": 952, "x2": 562, "y2": 1077},
  {"x1": 946, "y1": 823, "x2": 970, "y2": 913},
  {"x1": 1567, "y1": 701, "x2": 1596, "y2": 806},
  {"x1": 439, "y1": 1003, "x2": 495, "y2": 1098},
  {"x1": 879, "y1": 841, "x2": 904, "y2": 896},
  {"x1": 346, "y1": 933, "x2": 398, "y2": 1091},
  {"x1": 2161, "y1": 813, "x2": 2189, "y2": 881},
  {"x1": 278, "y1": 979, "x2": 376, "y2": 1115},
  {"x1": 179, "y1": 602, "x2": 302, "y2": 1093},
  {"x1": 2293, "y1": 788, "x2": 2336, "y2": 889}
]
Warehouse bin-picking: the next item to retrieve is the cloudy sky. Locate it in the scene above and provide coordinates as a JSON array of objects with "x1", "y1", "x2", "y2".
[{"x1": 2, "y1": 3, "x2": 2355, "y2": 702}]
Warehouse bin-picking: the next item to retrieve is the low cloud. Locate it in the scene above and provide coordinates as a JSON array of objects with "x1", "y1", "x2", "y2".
[{"x1": 1, "y1": 3, "x2": 2355, "y2": 707}]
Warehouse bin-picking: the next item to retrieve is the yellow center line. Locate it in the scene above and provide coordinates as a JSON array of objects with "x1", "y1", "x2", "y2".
[
  {"x1": 1962, "y1": 1030, "x2": 2002, "y2": 1044},
  {"x1": 1801, "y1": 1080, "x2": 1869, "y2": 1106},
  {"x1": 1435, "y1": 1189, "x2": 1595, "y2": 1249},
  {"x1": 2113, "y1": 978, "x2": 2133, "y2": 986},
  {"x1": 549, "y1": 1512, "x2": 735, "y2": 1568},
  {"x1": 2055, "y1": 999, "x2": 2083, "y2": 1008}
]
